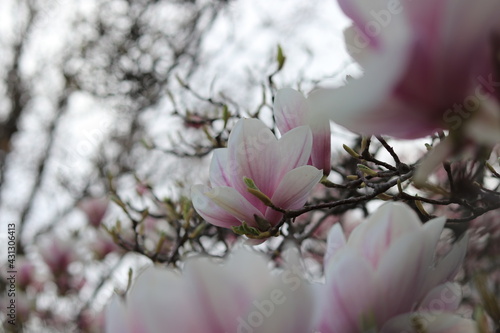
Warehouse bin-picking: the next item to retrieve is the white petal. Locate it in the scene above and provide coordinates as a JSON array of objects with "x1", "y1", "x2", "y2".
[
  {"x1": 319, "y1": 249, "x2": 377, "y2": 333},
  {"x1": 269, "y1": 166, "x2": 322, "y2": 211},
  {"x1": 424, "y1": 233, "x2": 469, "y2": 290},
  {"x1": 375, "y1": 232, "x2": 428, "y2": 323},
  {"x1": 184, "y1": 256, "x2": 244, "y2": 332},
  {"x1": 191, "y1": 185, "x2": 241, "y2": 228},
  {"x1": 324, "y1": 223, "x2": 347, "y2": 266},
  {"x1": 209, "y1": 149, "x2": 231, "y2": 187},
  {"x1": 419, "y1": 283, "x2": 462, "y2": 313},
  {"x1": 348, "y1": 202, "x2": 422, "y2": 267},
  {"x1": 422, "y1": 216, "x2": 446, "y2": 262},
  {"x1": 308, "y1": 115, "x2": 332, "y2": 175},
  {"x1": 414, "y1": 138, "x2": 453, "y2": 185},
  {"x1": 308, "y1": 16, "x2": 413, "y2": 137},
  {"x1": 129, "y1": 266, "x2": 192, "y2": 333},
  {"x1": 105, "y1": 296, "x2": 131, "y2": 333},
  {"x1": 208, "y1": 186, "x2": 265, "y2": 227},
  {"x1": 273, "y1": 88, "x2": 307, "y2": 134},
  {"x1": 277, "y1": 126, "x2": 313, "y2": 178},
  {"x1": 227, "y1": 118, "x2": 279, "y2": 206}
]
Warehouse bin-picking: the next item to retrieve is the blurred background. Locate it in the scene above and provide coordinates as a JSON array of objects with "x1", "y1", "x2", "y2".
[{"x1": 0, "y1": 0, "x2": 352, "y2": 331}]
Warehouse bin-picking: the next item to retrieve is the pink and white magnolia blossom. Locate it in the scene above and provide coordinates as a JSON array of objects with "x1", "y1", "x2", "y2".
[
  {"x1": 191, "y1": 118, "x2": 323, "y2": 230},
  {"x1": 105, "y1": 248, "x2": 315, "y2": 333},
  {"x1": 274, "y1": 88, "x2": 332, "y2": 175},
  {"x1": 317, "y1": 202, "x2": 475, "y2": 333},
  {"x1": 310, "y1": 0, "x2": 500, "y2": 139},
  {"x1": 78, "y1": 197, "x2": 109, "y2": 228}
]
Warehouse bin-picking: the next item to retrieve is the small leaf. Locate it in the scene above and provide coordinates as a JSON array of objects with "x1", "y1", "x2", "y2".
[
  {"x1": 244, "y1": 177, "x2": 273, "y2": 206},
  {"x1": 247, "y1": 188, "x2": 273, "y2": 206},
  {"x1": 277, "y1": 44, "x2": 286, "y2": 71},
  {"x1": 222, "y1": 105, "x2": 230, "y2": 129},
  {"x1": 343, "y1": 144, "x2": 360, "y2": 158},
  {"x1": 232, "y1": 222, "x2": 261, "y2": 236},
  {"x1": 357, "y1": 164, "x2": 378, "y2": 177},
  {"x1": 243, "y1": 177, "x2": 259, "y2": 190},
  {"x1": 253, "y1": 214, "x2": 271, "y2": 231}
]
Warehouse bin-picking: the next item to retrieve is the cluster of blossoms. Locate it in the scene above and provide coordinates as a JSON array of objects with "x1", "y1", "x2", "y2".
[
  {"x1": 101, "y1": 0, "x2": 500, "y2": 331},
  {"x1": 106, "y1": 203, "x2": 472, "y2": 333},
  {"x1": 309, "y1": 0, "x2": 500, "y2": 182},
  {"x1": 191, "y1": 88, "x2": 330, "y2": 236},
  {"x1": 0, "y1": 199, "x2": 115, "y2": 331}
]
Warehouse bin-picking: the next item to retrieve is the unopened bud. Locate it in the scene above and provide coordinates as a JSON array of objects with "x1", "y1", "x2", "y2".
[
  {"x1": 357, "y1": 164, "x2": 378, "y2": 177},
  {"x1": 376, "y1": 193, "x2": 393, "y2": 201},
  {"x1": 343, "y1": 144, "x2": 360, "y2": 159},
  {"x1": 414, "y1": 198, "x2": 429, "y2": 217}
]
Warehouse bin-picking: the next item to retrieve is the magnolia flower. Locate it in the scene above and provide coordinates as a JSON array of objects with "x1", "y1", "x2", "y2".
[
  {"x1": 39, "y1": 238, "x2": 77, "y2": 276},
  {"x1": 317, "y1": 202, "x2": 475, "y2": 333},
  {"x1": 191, "y1": 118, "x2": 322, "y2": 231},
  {"x1": 310, "y1": 0, "x2": 500, "y2": 139},
  {"x1": 105, "y1": 248, "x2": 315, "y2": 333},
  {"x1": 78, "y1": 197, "x2": 109, "y2": 228},
  {"x1": 274, "y1": 88, "x2": 332, "y2": 175}
]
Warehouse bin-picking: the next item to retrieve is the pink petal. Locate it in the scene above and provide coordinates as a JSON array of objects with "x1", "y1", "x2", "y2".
[
  {"x1": 414, "y1": 138, "x2": 453, "y2": 185},
  {"x1": 227, "y1": 118, "x2": 279, "y2": 209},
  {"x1": 412, "y1": 216, "x2": 448, "y2": 301},
  {"x1": 348, "y1": 202, "x2": 422, "y2": 268},
  {"x1": 419, "y1": 283, "x2": 462, "y2": 313},
  {"x1": 128, "y1": 267, "x2": 192, "y2": 333},
  {"x1": 273, "y1": 88, "x2": 308, "y2": 134},
  {"x1": 191, "y1": 185, "x2": 241, "y2": 228},
  {"x1": 276, "y1": 126, "x2": 313, "y2": 178},
  {"x1": 209, "y1": 149, "x2": 231, "y2": 187},
  {"x1": 422, "y1": 216, "x2": 447, "y2": 261},
  {"x1": 324, "y1": 223, "x2": 347, "y2": 266},
  {"x1": 406, "y1": 0, "x2": 500, "y2": 100},
  {"x1": 184, "y1": 256, "x2": 243, "y2": 332},
  {"x1": 331, "y1": 0, "x2": 500, "y2": 139},
  {"x1": 336, "y1": 0, "x2": 390, "y2": 48},
  {"x1": 208, "y1": 186, "x2": 265, "y2": 228},
  {"x1": 308, "y1": 11, "x2": 418, "y2": 138},
  {"x1": 423, "y1": 233, "x2": 468, "y2": 291},
  {"x1": 319, "y1": 249, "x2": 377, "y2": 333},
  {"x1": 184, "y1": 249, "x2": 316, "y2": 333},
  {"x1": 270, "y1": 166, "x2": 322, "y2": 209},
  {"x1": 265, "y1": 166, "x2": 322, "y2": 223},
  {"x1": 308, "y1": 114, "x2": 332, "y2": 175},
  {"x1": 274, "y1": 88, "x2": 331, "y2": 175},
  {"x1": 257, "y1": 281, "x2": 315, "y2": 333},
  {"x1": 375, "y1": 232, "x2": 428, "y2": 324}
]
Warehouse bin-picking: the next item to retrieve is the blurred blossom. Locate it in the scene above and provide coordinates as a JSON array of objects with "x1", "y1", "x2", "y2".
[
  {"x1": 138, "y1": 217, "x2": 174, "y2": 254},
  {"x1": 183, "y1": 113, "x2": 206, "y2": 129},
  {"x1": 464, "y1": 209, "x2": 500, "y2": 280},
  {"x1": 54, "y1": 274, "x2": 86, "y2": 296},
  {"x1": 316, "y1": 202, "x2": 474, "y2": 333},
  {"x1": 90, "y1": 233, "x2": 123, "y2": 260},
  {"x1": 297, "y1": 211, "x2": 338, "y2": 239},
  {"x1": 191, "y1": 118, "x2": 322, "y2": 230},
  {"x1": 274, "y1": 88, "x2": 332, "y2": 175},
  {"x1": 105, "y1": 248, "x2": 315, "y2": 333},
  {"x1": 310, "y1": 0, "x2": 500, "y2": 140},
  {"x1": 17, "y1": 259, "x2": 36, "y2": 290},
  {"x1": 40, "y1": 238, "x2": 77, "y2": 276},
  {"x1": 79, "y1": 197, "x2": 109, "y2": 228},
  {"x1": 339, "y1": 209, "x2": 363, "y2": 239},
  {"x1": 78, "y1": 310, "x2": 106, "y2": 333},
  {"x1": 135, "y1": 182, "x2": 149, "y2": 196}
]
